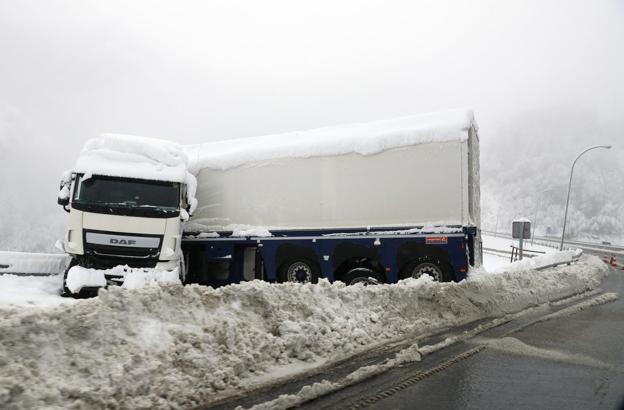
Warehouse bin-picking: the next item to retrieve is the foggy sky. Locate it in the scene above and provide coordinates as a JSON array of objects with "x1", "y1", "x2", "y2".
[{"x1": 1, "y1": 0, "x2": 623, "y2": 250}]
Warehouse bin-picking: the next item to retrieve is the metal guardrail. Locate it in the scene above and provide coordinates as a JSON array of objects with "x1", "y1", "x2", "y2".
[
  {"x1": 535, "y1": 250, "x2": 583, "y2": 271},
  {"x1": 509, "y1": 245, "x2": 546, "y2": 262},
  {"x1": 482, "y1": 230, "x2": 624, "y2": 252},
  {"x1": 482, "y1": 245, "x2": 546, "y2": 262},
  {"x1": 485, "y1": 244, "x2": 583, "y2": 271}
]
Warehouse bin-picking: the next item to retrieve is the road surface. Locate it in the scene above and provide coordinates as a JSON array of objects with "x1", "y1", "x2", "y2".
[{"x1": 303, "y1": 269, "x2": 624, "y2": 410}]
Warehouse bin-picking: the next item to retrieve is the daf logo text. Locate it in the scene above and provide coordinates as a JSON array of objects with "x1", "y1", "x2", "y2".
[{"x1": 110, "y1": 239, "x2": 136, "y2": 245}]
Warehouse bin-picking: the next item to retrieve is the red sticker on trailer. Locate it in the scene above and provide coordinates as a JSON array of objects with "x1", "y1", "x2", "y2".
[{"x1": 426, "y1": 236, "x2": 448, "y2": 245}]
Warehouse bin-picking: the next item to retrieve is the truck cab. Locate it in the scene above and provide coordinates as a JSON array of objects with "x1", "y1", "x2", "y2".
[
  {"x1": 56, "y1": 134, "x2": 196, "y2": 293},
  {"x1": 57, "y1": 173, "x2": 188, "y2": 291},
  {"x1": 58, "y1": 173, "x2": 186, "y2": 273}
]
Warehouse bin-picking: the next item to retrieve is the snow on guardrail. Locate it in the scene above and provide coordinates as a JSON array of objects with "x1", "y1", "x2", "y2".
[
  {"x1": 0, "y1": 255, "x2": 608, "y2": 409},
  {"x1": 0, "y1": 251, "x2": 69, "y2": 276},
  {"x1": 490, "y1": 249, "x2": 583, "y2": 274}
]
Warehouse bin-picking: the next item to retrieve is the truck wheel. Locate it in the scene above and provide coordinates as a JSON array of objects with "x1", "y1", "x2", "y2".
[
  {"x1": 279, "y1": 259, "x2": 319, "y2": 284},
  {"x1": 401, "y1": 258, "x2": 451, "y2": 282},
  {"x1": 343, "y1": 267, "x2": 384, "y2": 286},
  {"x1": 62, "y1": 270, "x2": 72, "y2": 297},
  {"x1": 61, "y1": 259, "x2": 97, "y2": 298},
  {"x1": 61, "y1": 259, "x2": 78, "y2": 297},
  {"x1": 178, "y1": 255, "x2": 188, "y2": 284}
]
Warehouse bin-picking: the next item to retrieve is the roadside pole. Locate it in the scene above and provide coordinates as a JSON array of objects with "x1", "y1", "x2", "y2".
[{"x1": 513, "y1": 219, "x2": 531, "y2": 261}]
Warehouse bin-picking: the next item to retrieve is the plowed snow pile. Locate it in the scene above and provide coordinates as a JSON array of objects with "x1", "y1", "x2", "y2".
[{"x1": 0, "y1": 255, "x2": 608, "y2": 409}]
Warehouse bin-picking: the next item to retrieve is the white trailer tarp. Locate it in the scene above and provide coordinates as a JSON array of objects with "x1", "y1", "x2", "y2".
[{"x1": 187, "y1": 109, "x2": 480, "y2": 232}]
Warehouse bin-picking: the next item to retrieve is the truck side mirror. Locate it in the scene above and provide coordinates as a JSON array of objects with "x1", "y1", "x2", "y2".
[
  {"x1": 56, "y1": 179, "x2": 71, "y2": 212},
  {"x1": 57, "y1": 196, "x2": 70, "y2": 212}
]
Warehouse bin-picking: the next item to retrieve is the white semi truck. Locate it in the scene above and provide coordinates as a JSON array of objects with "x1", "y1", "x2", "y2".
[{"x1": 58, "y1": 108, "x2": 481, "y2": 293}]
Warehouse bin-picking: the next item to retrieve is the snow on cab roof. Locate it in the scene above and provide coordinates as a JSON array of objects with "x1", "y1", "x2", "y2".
[
  {"x1": 72, "y1": 133, "x2": 198, "y2": 214},
  {"x1": 74, "y1": 133, "x2": 190, "y2": 183},
  {"x1": 187, "y1": 108, "x2": 477, "y2": 172}
]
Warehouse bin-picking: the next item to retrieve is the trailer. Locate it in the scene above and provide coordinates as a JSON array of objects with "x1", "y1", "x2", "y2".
[{"x1": 182, "y1": 108, "x2": 481, "y2": 286}]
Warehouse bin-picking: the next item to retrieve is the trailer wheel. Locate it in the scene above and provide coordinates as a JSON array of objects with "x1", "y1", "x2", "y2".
[
  {"x1": 401, "y1": 258, "x2": 451, "y2": 282},
  {"x1": 343, "y1": 267, "x2": 384, "y2": 286},
  {"x1": 279, "y1": 259, "x2": 319, "y2": 284}
]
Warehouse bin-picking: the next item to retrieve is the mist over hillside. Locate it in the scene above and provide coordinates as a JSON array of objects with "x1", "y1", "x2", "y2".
[
  {"x1": 0, "y1": 106, "x2": 71, "y2": 252},
  {"x1": 480, "y1": 107, "x2": 623, "y2": 244}
]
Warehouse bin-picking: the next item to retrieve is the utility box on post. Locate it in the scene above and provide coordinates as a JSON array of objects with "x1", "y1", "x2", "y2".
[
  {"x1": 512, "y1": 220, "x2": 531, "y2": 239},
  {"x1": 512, "y1": 219, "x2": 531, "y2": 260}
]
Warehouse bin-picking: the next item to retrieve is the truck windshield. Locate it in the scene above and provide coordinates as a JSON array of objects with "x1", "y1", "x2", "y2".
[{"x1": 72, "y1": 174, "x2": 180, "y2": 217}]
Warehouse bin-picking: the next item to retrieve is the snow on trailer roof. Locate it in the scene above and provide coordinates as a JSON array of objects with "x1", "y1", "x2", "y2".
[{"x1": 187, "y1": 108, "x2": 477, "y2": 172}]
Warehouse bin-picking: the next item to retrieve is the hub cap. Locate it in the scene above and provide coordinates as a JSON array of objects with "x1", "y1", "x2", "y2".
[
  {"x1": 411, "y1": 262, "x2": 442, "y2": 281},
  {"x1": 286, "y1": 262, "x2": 312, "y2": 283},
  {"x1": 349, "y1": 276, "x2": 380, "y2": 286}
]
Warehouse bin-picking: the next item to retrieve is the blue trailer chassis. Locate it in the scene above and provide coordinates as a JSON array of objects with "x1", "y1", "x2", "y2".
[{"x1": 182, "y1": 226, "x2": 480, "y2": 287}]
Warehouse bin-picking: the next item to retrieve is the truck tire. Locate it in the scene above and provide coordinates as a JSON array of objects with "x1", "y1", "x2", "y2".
[
  {"x1": 278, "y1": 259, "x2": 319, "y2": 284},
  {"x1": 401, "y1": 257, "x2": 452, "y2": 282},
  {"x1": 343, "y1": 267, "x2": 384, "y2": 286},
  {"x1": 178, "y1": 256, "x2": 188, "y2": 284},
  {"x1": 61, "y1": 259, "x2": 98, "y2": 298},
  {"x1": 61, "y1": 258, "x2": 78, "y2": 297},
  {"x1": 62, "y1": 271, "x2": 72, "y2": 297}
]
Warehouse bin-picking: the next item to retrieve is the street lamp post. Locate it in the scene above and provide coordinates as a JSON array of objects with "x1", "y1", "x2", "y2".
[{"x1": 559, "y1": 145, "x2": 612, "y2": 251}]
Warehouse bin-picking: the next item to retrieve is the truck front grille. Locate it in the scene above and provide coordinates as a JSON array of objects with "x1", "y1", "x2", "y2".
[{"x1": 83, "y1": 230, "x2": 163, "y2": 269}]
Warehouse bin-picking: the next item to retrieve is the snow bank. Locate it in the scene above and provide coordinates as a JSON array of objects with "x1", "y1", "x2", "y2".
[
  {"x1": 0, "y1": 251, "x2": 69, "y2": 275},
  {"x1": 186, "y1": 108, "x2": 476, "y2": 172},
  {"x1": 0, "y1": 255, "x2": 607, "y2": 409},
  {"x1": 72, "y1": 134, "x2": 198, "y2": 213}
]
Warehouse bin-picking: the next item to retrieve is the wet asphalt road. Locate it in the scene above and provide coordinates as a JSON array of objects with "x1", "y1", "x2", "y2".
[{"x1": 306, "y1": 270, "x2": 624, "y2": 410}]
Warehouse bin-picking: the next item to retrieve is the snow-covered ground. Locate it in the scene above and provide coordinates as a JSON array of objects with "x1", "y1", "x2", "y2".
[
  {"x1": 482, "y1": 234, "x2": 556, "y2": 255},
  {"x1": 482, "y1": 252, "x2": 510, "y2": 271},
  {"x1": 481, "y1": 234, "x2": 557, "y2": 272},
  {"x1": 0, "y1": 274, "x2": 75, "y2": 309},
  {"x1": 0, "y1": 252, "x2": 610, "y2": 409},
  {"x1": 0, "y1": 252, "x2": 72, "y2": 308}
]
